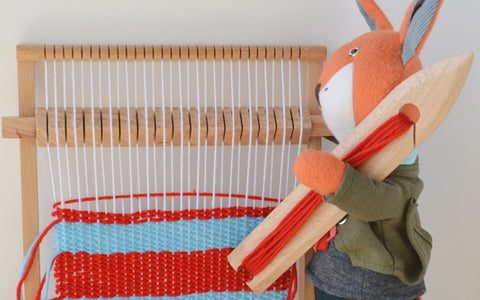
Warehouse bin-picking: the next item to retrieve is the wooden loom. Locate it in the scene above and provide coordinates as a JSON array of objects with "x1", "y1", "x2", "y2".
[{"x1": 3, "y1": 44, "x2": 332, "y2": 300}]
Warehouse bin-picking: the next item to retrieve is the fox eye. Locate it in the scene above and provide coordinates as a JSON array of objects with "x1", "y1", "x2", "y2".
[{"x1": 349, "y1": 48, "x2": 359, "y2": 56}]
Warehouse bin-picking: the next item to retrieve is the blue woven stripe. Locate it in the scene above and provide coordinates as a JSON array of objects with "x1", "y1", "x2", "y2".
[
  {"x1": 63, "y1": 291, "x2": 287, "y2": 300},
  {"x1": 54, "y1": 217, "x2": 264, "y2": 253}
]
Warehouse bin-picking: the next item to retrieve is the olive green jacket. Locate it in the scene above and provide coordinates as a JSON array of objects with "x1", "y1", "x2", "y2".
[{"x1": 324, "y1": 160, "x2": 432, "y2": 285}]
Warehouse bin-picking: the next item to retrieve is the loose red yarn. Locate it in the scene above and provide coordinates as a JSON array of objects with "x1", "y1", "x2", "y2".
[{"x1": 241, "y1": 112, "x2": 416, "y2": 274}]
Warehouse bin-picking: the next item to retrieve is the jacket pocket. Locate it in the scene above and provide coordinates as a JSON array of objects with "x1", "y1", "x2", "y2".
[{"x1": 405, "y1": 198, "x2": 432, "y2": 284}]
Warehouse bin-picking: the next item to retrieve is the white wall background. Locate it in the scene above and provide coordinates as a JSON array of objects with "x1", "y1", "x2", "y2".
[{"x1": 0, "y1": 0, "x2": 478, "y2": 299}]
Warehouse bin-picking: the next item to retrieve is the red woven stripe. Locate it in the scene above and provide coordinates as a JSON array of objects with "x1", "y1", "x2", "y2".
[
  {"x1": 52, "y1": 206, "x2": 275, "y2": 224},
  {"x1": 53, "y1": 191, "x2": 279, "y2": 209},
  {"x1": 54, "y1": 249, "x2": 293, "y2": 298}
]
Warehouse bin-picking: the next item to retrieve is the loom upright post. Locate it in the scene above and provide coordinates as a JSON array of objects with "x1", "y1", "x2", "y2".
[{"x1": 17, "y1": 46, "x2": 40, "y2": 300}]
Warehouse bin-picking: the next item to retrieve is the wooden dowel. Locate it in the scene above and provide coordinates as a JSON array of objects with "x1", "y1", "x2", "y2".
[
  {"x1": 3, "y1": 106, "x2": 330, "y2": 145},
  {"x1": 1, "y1": 116, "x2": 36, "y2": 139}
]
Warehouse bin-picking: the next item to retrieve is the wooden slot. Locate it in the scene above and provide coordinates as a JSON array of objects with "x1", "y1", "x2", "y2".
[
  {"x1": 233, "y1": 107, "x2": 242, "y2": 145},
  {"x1": 284, "y1": 107, "x2": 294, "y2": 143},
  {"x1": 249, "y1": 46, "x2": 258, "y2": 60},
  {"x1": 266, "y1": 46, "x2": 275, "y2": 61},
  {"x1": 223, "y1": 46, "x2": 232, "y2": 61},
  {"x1": 266, "y1": 107, "x2": 276, "y2": 144},
  {"x1": 126, "y1": 46, "x2": 136, "y2": 61},
  {"x1": 216, "y1": 107, "x2": 225, "y2": 146},
  {"x1": 273, "y1": 107, "x2": 285, "y2": 145},
  {"x1": 214, "y1": 46, "x2": 224, "y2": 60},
  {"x1": 206, "y1": 46, "x2": 215, "y2": 61},
  {"x1": 144, "y1": 45, "x2": 153, "y2": 60},
  {"x1": 172, "y1": 107, "x2": 182, "y2": 146},
  {"x1": 154, "y1": 107, "x2": 173, "y2": 146},
  {"x1": 66, "y1": 107, "x2": 84, "y2": 147},
  {"x1": 135, "y1": 45, "x2": 145, "y2": 60},
  {"x1": 274, "y1": 46, "x2": 283, "y2": 61},
  {"x1": 118, "y1": 45, "x2": 127, "y2": 61},
  {"x1": 64, "y1": 45, "x2": 73, "y2": 61},
  {"x1": 291, "y1": 46, "x2": 301, "y2": 60},
  {"x1": 82, "y1": 45, "x2": 91, "y2": 60},
  {"x1": 190, "y1": 107, "x2": 207, "y2": 146},
  {"x1": 206, "y1": 107, "x2": 216, "y2": 146},
  {"x1": 232, "y1": 46, "x2": 241, "y2": 61},
  {"x1": 101, "y1": 107, "x2": 119, "y2": 147},
  {"x1": 137, "y1": 108, "x2": 155, "y2": 146},
  {"x1": 153, "y1": 46, "x2": 163, "y2": 61},
  {"x1": 73, "y1": 45, "x2": 82, "y2": 61},
  {"x1": 100, "y1": 45, "x2": 109, "y2": 61},
  {"x1": 171, "y1": 46, "x2": 180, "y2": 61},
  {"x1": 45, "y1": 45, "x2": 55, "y2": 61},
  {"x1": 257, "y1": 107, "x2": 267, "y2": 145},
  {"x1": 283, "y1": 46, "x2": 292, "y2": 60},
  {"x1": 84, "y1": 107, "x2": 102, "y2": 147},
  {"x1": 240, "y1": 46, "x2": 249, "y2": 61},
  {"x1": 223, "y1": 107, "x2": 233, "y2": 145},
  {"x1": 109, "y1": 45, "x2": 118, "y2": 61},
  {"x1": 119, "y1": 107, "x2": 137, "y2": 146},
  {"x1": 162, "y1": 46, "x2": 172, "y2": 61},
  {"x1": 54, "y1": 45, "x2": 63, "y2": 60},
  {"x1": 189, "y1": 46, "x2": 198, "y2": 61},
  {"x1": 47, "y1": 108, "x2": 66, "y2": 146},
  {"x1": 182, "y1": 107, "x2": 191, "y2": 146},
  {"x1": 290, "y1": 107, "x2": 302, "y2": 144},
  {"x1": 91, "y1": 45, "x2": 100, "y2": 61},
  {"x1": 180, "y1": 46, "x2": 189, "y2": 61},
  {"x1": 257, "y1": 46, "x2": 266, "y2": 61},
  {"x1": 197, "y1": 45, "x2": 206, "y2": 60},
  {"x1": 240, "y1": 107, "x2": 250, "y2": 145}
]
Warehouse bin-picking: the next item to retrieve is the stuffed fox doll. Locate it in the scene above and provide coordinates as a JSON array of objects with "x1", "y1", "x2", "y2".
[{"x1": 294, "y1": 0, "x2": 443, "y2": 299}]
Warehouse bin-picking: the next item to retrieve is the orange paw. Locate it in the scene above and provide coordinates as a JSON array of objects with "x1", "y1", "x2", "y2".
[{"x1": 294, "y1": 150, "x2": 346, "y2": 195}]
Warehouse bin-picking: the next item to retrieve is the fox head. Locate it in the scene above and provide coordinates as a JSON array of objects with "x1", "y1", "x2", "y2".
[{"x1": 317, "y1": 0, "x2": 443, "y2": 142}]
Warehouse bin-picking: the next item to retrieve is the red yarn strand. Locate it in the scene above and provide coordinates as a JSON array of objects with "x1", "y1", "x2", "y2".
[{"x1": 16, "y1": 219, "x2": 61, "y2": 300}]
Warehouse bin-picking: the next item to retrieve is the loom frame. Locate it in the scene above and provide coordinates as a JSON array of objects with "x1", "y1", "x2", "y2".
[{"x1": 6, "y1": 44, "x2": 332, "y2": 300}]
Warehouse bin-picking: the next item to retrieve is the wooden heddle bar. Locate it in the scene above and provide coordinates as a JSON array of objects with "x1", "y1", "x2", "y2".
[{"x1": 3, "y1": 106, "x2": 329, "y2": 147}]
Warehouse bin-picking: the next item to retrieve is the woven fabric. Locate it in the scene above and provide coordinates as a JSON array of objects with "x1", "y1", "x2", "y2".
[{"x1": 52, "y1": 204, "x2": 295, "y2": 299}]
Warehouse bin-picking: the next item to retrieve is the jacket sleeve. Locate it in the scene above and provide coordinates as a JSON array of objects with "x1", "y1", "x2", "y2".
[{"x1": 323, "y1": 161, "x2": 424, "y2": 222}]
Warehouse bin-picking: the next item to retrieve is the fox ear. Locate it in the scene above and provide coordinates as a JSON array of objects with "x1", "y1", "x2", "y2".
[
  {"x1": 356, "y1": 0, "x2": 393, "y2": 31},
  {"x1": 399, "y1": 0, "x2": 443, "y2": 66}
]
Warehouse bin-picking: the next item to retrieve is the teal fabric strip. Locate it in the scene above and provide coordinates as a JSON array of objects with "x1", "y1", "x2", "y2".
[
  {"x1": 63, "y1": 291, "x2": 288, "y2": 300},
  {"x1": 54, "y1": 217, "x2": 264, "y2": 254}
]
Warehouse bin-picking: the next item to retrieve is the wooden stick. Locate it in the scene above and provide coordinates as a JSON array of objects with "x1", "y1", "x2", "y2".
[{"x1": 228, "y1": 52, "x2": 474, "y2": 294}]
